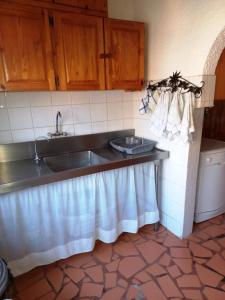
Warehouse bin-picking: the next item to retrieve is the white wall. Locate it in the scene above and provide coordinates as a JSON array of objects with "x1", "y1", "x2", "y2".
[
  {"x1": 0, "y1": 91, "x2": 133, "y2": 143},
  {"x1": 130, "y1": 0, "x2": 225, "y2": 237},
  {"x1": 132, "y1": 0, "x2": 225, "y2": 79}
]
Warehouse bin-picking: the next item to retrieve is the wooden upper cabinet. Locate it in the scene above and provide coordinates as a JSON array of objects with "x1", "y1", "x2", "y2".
[
  {"x1": 215, "y1": 48, "x2": 225, "y2": 101},
  {"x1": 54, "y1": 0, "x2": 107, "y2": 13},
  {"x1": 0, "y1": 6, "x2": 55, "y2": 91},
  {"x1": 104, "y1": 18, "x2": 144, "y2": 90},
  {"x1": 53, "y1": 12, "x2": 105, "y2": 90}
]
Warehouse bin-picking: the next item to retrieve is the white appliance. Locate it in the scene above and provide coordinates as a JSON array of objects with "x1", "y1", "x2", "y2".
[{"x1": 195, "y1": 138, "x2": 225, "y2": 223}]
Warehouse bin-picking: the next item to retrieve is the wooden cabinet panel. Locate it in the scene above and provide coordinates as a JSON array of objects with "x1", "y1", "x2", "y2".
[
  {"x1": 0, "y1": 6, "x2": 55, "y2": 91},
  {"x1": 53, "y1": 12, "x2": 105, "y2": 90},
  {"x1": 54, "y1": 0, "x2": 107, "y2": 12},
  {"x1": 215, "y1": 48, "x2": 225, "y2": 101},
  {"x1": 104, "y1": 19, "x2": 144, "y2": 90}
]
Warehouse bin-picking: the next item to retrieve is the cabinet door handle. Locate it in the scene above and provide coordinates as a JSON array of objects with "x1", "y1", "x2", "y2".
[{"x1": 105, "y1": 53, "x2": 112, "y2": 59}]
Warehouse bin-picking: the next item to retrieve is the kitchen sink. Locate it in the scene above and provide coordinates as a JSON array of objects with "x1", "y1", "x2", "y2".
[{"x1": 43, "y1": 150, "x2": 109, "y2": 172}]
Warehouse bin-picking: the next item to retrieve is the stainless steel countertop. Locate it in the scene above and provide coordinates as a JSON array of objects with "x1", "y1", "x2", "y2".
[{"x1": 0, "y1": 147, "x2": 169, "y2": 195}]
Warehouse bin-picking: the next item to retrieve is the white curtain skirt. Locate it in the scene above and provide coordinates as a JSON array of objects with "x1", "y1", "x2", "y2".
[{"x1": 0, "y1": 162, "x2": 159, "y2": 276}]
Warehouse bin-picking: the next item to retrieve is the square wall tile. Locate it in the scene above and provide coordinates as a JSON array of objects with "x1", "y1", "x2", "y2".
[
  {"x1": 12, "y1": 129, "x2": 34, "y2": 142},
  {"x1": 6, "y1": 92, "x2": 30, "y2": 108},
  {"x1": 90, "y1": 91, "x2": 107, "y2": 104},
  {"x1": 0, "y1": 93, "x2": 6, "y2": 108},
  {"x1": 8, "y1": 108, "x2": 33, "y2": 129},
  {"x1": 31, "y1": 107, "x2": 53, "y2": 127},
  {"x1": 34, "y1": 127, "x2": 54, "y2": 139},
  {"x1": 0, "y1": 131, "x2": 12, "y2": 144},
  {"x1": 107, "y1": 119, "x2": 123, "y2": 131},
  {"x1": 91, "y1": 103, "x2": 107, "y2": 122},
  {"x1": 122, "y1": 92, "x2": 134, "y2": 102},
  {"x1": 106, "y1": 91, "x2": 123, "y2": 102},
  {"x1": 51, "y1": 92, "x2": 71, "y2": 105},
  {"x1": 29, "y1": 92, "x2": 52, "y2": 107},
  {"x1": 73, "y1": 104, "x2": 91, "y2": 123},
  {"x1": 74, "y1": 123, "x2": 92, "y2": 135},
  {"x1": 71, "y1": 92, "x2": 90, "y2": 105},
  {"x1": 0, "y1": 109, "x2": 10, "y2": 131},
  {"x1": 123, "y1": 118, "x2": 134, "y2": 129},
  {"x1": 92, "y1": 121, "x2": 107, "y2": 133},
  {"x1": 52, "y1": 105, "x2": 73, "y2": 125},
  {"x1": 107, "y1": 102, "x2": 122, "y2": 120},
  {"x1": 123, "y1": 101, "x2": 133, "y2": 119}
]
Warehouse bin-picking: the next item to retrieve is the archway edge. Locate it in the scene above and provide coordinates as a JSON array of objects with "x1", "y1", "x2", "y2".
[{"x1": 203, "y1": 26, "x2": 225, "y2": 75}]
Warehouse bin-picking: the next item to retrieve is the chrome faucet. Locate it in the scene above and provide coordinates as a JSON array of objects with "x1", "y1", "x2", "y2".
[
  {"x1": 48, "y1": 111, "x2": 68, "y2": 138},
  {"x1": 34, "y1": 136, "x2": 49, "y2": 164}
]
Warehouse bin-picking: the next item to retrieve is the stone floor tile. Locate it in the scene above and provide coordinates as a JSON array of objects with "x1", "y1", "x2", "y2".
[
  {"x1": 85, "y1": 265, "x2": 104, "y2": 283},
  {"x1": 135, "y1": 270, "x2": 152, "y2": 283},
  {"x1": 79, "y1": 283, "x2": 104, "y2": 298},
  {"x1": 18, "y1": 278, "x2": 52, "y2": 300},
  {"x1": 170, "y1": 247, "x2": 192, "y2": 258},
  {"x1": 46, "y1": 267, "x2": 64, "y2": 292},
  {"x1": 193, "y1": 257, "x2": 208, "y2": 264},
  {"x1": 158, "y1": 253, "x2": 171, "y2": 267},
  {"x1": 172, "y1": 259, "x2": 190, "y2": 276},
  {"x1": 126, "y1": 285, "x2": 138, "y2": 300},
  {"x1": 118, "y1": 278, "x2": 128, "y2": 288},
  {"x1": 118, "y1": 256, "x2": 146, "y2": 279},
  {"x1": 217, "y1": 237, "x2": 225, "y2": 248},
  {"x1": 105, "y1": 273, "x2": 117, "y2": 289},
  {"x1": 136, "y1": 240, "x2": 166, "y2": 264},
  {"x1": 189, "y1": 241, "x2": 213, "y2": 257},
  {"x1": 202, "y1": 225, "x2": 225, "y2": 238},
  {"x1": 100, "y1": 287, "x2": 125, "y2": 300},
  {"x1": 167, "y1": 265, "x2": 181, "y2": 278},
  {"x1": 177, "y1": 275, "x2": 202, "y2": 288},
  {"x1": 105, "y1": 259, "x2": 120, "y2": 272},
  {"x1": 210, "y1": 215, "x2": 224, "y2": 224},
  {"x1": 113, "y1": 241, "x2": 139, "y2": 256},
  {"x1": 182, "y1": 289, "x2": 204, "y2": 300},
  {"x1": 15, "y1": 268, "x2": 44, "y2": 292},
  {"x1": 93, "y1": 243, "x2": 112, "y2": 264},
  {"x1": 141, "y1": 280, "x2": 167, "y2": 300},
  {"x1": 146, "y1": 263, "x2": 167, "y2": 277},
  {"x1": 63, "y1": 253, "x2": 92, "y2": 268},
  {"x1": 195, "y1": 231, "x2": 210, "y2": 241},
  {"x1": 83, "y1": 260, "x2": 97, "y2": 269},
  {"x1": 203, "y1": 287, "x2": 225, "y2": 300},
  {"x1": 195, "y1": 263, "x2": 223, "y2": 287},
  {"x1": 55, "y1": 282, "x2": 78, "y2": 300},
  {"x1": 157, "y1": 275, "x2": 183, "y2": 298},
  {"x1": 164, "y1": 234, "x2": 188, "y2": 248},
  {"x1": 202, "y1": 240, "x2": 222, "y2": 252},
  {"x1": 83, "y1": 277, "x2": 92, "y2": 283},
  {"x1": 206, "y1": 254, "x2": 225, "y2": 276},
  {"x1": 64, "y1": 267, "x2": 85, "y2": 283},
  {"x1": 38, "y1": 291, "x2": 56, "y2": 300}
]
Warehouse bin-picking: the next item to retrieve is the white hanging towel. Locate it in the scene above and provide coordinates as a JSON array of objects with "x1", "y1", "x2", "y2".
[
  {"x1": 166, "y1": 92, "x2": 182, "y2": 140},
  {"x1": 179, "y1": 92, "x2": 195, "y2": 143},
  {"x1": 149, "y1": 91, "x2": 170, "y2": 137}
]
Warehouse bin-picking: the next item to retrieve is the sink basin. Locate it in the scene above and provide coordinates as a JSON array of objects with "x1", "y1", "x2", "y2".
[{"x1": 44, "y1": 150, "x2": 109, "y2": 172}]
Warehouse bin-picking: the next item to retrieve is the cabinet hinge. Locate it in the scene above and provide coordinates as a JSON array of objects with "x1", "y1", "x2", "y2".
[
  {"x1": 55, "y1": 76, "x2": 60, "y2": 88},
  {"x1": 49, "y1": 16, "x2": 54, "y2": 27}
]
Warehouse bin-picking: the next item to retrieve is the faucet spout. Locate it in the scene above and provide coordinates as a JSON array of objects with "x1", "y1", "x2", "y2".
[
  {"x1": 56, "y1": 111, "x2": 62, "y2": 134},
  {"x1": 34, "y1": 136, "x2": 49, "y2": 164}
]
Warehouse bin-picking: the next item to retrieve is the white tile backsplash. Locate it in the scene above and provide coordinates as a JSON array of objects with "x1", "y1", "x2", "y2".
[
  {"x1": 91, "y1": 103, "x2": 107, "y2": 122},
  {"x1": 73, "y1": 104, "x2": 91, "y2": 123},
  {"x1": 0, "y1": 91, "x2": 131, "y2": 144},
  {"x1": 8, "y1": 107, "x2": 33, "y2": 129},
  {"x1": 0, "y1": 109, "x2": 10, "y2": 131},
  {"x1": 31, "y1": 107, "x2": 53, "y2": 127}
]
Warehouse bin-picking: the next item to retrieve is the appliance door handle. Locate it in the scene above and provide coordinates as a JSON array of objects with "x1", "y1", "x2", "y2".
[{"x1": 215, "y1": 162, "x2": 225, "y2": 166}]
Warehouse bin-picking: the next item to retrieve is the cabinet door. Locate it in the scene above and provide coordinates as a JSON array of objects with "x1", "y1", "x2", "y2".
[
  {"x1": 104, "y1": 19, "x2": 144, "y2": 90},
  {"x1": 0, "y1": 6, "x2": 55, "y2": 91},
  {"x1": 54, "y1": 0, "x2": 107, "y2": 12},
  {"x1": 54, "y1": 12, "x2": 105, "y2": 90},
  {"x1": 215, "y1": 48, "x2": 225, "y2": 101}
]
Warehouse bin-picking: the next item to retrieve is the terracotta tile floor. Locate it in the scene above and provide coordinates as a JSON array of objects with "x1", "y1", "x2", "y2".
[{"x1": 10, "y1": 214, "x2": 225, "y2": 300}]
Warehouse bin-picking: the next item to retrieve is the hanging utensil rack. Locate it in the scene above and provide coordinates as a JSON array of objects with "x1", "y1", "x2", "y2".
[{"x1": 147, "y1": 71, "x2": 205, "y2": 98}]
